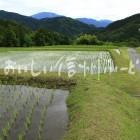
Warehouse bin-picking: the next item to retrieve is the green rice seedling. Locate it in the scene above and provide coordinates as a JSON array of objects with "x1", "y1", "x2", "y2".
[
  {"x1": 24, "y1": 103, "x2": 35, "y2": 130},
  {"x1": 34, "y1": 95, "x2": 40, "y2": 106},
  {"x1": 2, "y1": 128, "x2": 8, "y2": 139},
  {"x1": 38, "y1": 131, "x2": 42, "y2": 140},
  {"x1": 37, "y1": 107, "x2": 46, "y2": 139},
  {"x1": 50, "y1": 91, "x2": 55, "y2": 104},
  {"x1": 17, "y1": 132, "x2": 25, "y2": 140},
  {"x1": 13, "y1": 111, "x2": 18, "y2": 122},
  {"x1": 6, "y1": 122, "x2": 11, "y2": 132},
  {"x1": 25, "y1": 117, "x2": 31, "y2": 129},
  {"x1": 38, "y1": 126, "x2": 42, "y2": 134}
]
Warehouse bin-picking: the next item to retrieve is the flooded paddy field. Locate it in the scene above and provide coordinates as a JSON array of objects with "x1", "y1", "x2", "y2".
[
  {"x1": 0, "y1": 85, "x2": 68, "y2": 140},
  {"x1": 0, "y1": 51, "x2": 115, "y2": 140}
]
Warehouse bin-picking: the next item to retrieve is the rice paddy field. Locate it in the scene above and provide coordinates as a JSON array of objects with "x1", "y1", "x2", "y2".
[
  {"x1": 0, "y1": 85, "x2": 68, "y2": 140},
  {"x1": 0, "y1": 51, "x2": 114, "y2": 75},
  {"x1": 0, "y1": 46, "x2": 139, "y2": 140}
]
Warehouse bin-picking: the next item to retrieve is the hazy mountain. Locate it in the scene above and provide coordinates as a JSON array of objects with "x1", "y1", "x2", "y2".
[
  {"x1": 32, "y1": 12, "x2": 61, "y2": 19},
  {"x1": 31, "y1": 12, "x2": 112, "y2": 27},
  {"x1": 76, "y1": 18, "x2": 112, "y2": 27}
]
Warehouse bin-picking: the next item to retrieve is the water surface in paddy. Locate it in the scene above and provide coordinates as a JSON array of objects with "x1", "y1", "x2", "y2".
[{"x1": 0, "y1": 85, "x2": 68, "y2": 140}]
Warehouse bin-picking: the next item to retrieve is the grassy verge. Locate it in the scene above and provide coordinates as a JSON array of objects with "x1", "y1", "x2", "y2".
[
  {"x1": 136, "y1": 47, "x2": 140, "y2": 53},
  {"x1": 64, "y1": 48, "x2": 140, "y2": 140},
  {"x1": 0, "y1": 45, "x2": 118, "y2": 52}
]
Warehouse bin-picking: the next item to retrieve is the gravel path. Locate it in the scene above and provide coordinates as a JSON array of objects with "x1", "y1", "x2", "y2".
[{"x1": 128, "y1": 48, "x2": 140, "y2": 72}]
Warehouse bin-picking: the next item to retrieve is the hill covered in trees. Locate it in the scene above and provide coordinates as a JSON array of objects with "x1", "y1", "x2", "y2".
[
  {"x1": 0, "y1": 10, "x2": 95, "y2": 38},
  {"x1": 40, "y1": 17, "x2": 95, "y2": 37},
  {"x1": 98, "y1": 14, "x2": 140, "y2": 46},
  {"x1": 0, "y1": 20, "x2": 31, "y2": 47},
  {"x1": 0, "y1": 20, "x2": 70, "y2": 47},
  {"x1": 0, "y1": 10, "x2": 140, "y2": 47}
]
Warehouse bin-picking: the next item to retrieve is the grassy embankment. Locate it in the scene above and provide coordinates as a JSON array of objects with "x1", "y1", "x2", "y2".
[
  {"x1": 64, "y1": 47, "x2": 140, "y2": 140},
  {"x1": 0, "y1": 46, "x2": 139, "y2": 140},
  {"x1": 136, "y1": 47, "x2": 140, "y2": 53},
  {"x1": 0, "y1": 45, "x2": 117, "y2": 52}
]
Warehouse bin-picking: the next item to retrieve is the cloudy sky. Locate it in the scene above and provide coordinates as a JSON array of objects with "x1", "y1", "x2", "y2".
[{"x1": 0, "y1": 0, "x2": 140, "y2": 21}]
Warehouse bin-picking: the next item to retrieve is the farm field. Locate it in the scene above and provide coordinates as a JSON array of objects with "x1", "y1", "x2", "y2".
[
  {"x1": 0, "y1": 45, "x2": 118, "y2": 52},
  {"x1": 0, "y1": 85, "x2": 68, "y2": 140},
  {"x1": 0, "y1": 46, "x2": 139, "y2": 140},
  {"x1": 0, "y1": 51, "x2": 114, "y2": 75}
]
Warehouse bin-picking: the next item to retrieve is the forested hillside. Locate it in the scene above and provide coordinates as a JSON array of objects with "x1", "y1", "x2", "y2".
[
  {"x1": 98, "y1": 14, "x2": 140, "y2": 46},
  {"x1": 0, "y1": 20, "x2": 70, "y2": 47},
  {"x1": 0, "y1": 10, "x2": 140, "y2": 47},
  {"x1": 0, "y1": 10, "x2": 95, "y2": 38}
]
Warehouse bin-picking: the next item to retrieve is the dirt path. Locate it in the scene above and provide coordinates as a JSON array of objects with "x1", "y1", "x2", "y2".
[{"x1": 128, "y1": 48, "x2": 140, "y2": 72}]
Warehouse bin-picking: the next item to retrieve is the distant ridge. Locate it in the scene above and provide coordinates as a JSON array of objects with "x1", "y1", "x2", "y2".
[
  {"x1": 76, "y1": 18, "x2": 112, "y2": 27},
  {"x1": 32, "y1": 12, "x2": 61, "y2": 19},
  {"x1": 32, "y1": 12, "x2": 112, "y2": 27}
]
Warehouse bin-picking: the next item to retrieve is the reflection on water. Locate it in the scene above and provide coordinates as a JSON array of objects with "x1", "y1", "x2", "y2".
[{"x1": 0, "y1": 85, "x2": 69, "y2": 140}]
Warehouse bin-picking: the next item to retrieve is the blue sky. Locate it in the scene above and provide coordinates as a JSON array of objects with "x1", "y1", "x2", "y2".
[{"x1": 0, "y1": 0, "x2": 140, "y2": 20}]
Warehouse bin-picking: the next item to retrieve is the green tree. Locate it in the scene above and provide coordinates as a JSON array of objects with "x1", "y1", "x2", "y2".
[
  {"x1": 2, "y1": 29, "x2": 19, "y2": 47},
  {"x1": 24, "y1": 34, "x2": 33, "y2": 47},
  {"x1": 33, "y1": 29, "x2": 46, "y2": 46},
  {"x1": 0, "y1": 35, "x2": 3, "y2": 46},
  {"x1": 75, "y1": 34, "x2": 101, "y2": 45}
]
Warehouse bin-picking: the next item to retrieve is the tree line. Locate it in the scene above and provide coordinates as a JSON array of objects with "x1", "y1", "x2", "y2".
[{"x1": 0, "y1": 20, "x2": 102, "y2": 47}]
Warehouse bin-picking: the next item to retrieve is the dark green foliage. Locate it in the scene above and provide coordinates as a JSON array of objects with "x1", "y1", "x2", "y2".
[
  {"x1": 2, "y1": 29, "x2": 19, "y2": 47},
  {"x1": 75, "y1": 34, "x2": 102, "y2": 45},
  {"x1": 0, "y1": 10, "x2": 140, "y2": 47},
  {"x1": 40, "y1": 17, "x2": 95, "y2": 37},
  {"x1": 98, "y1": 14, "x2": 140, "y2": 47},
  {"x1": 0, "y1": 20, "x2": 70, "y2": 47},
  {"x1": 126, "y1": 38, "x2": 140, "y2": 47},
  {"x1": 33, "y1": 29, "x2": 70, "y2": 46},
  {"x1": 0, "y1": 10, "x2": 39, "y2": 30},
  {"x1": 24, "y1": 34, "x2": 33, "y2": 47},
  {"x1": 0, "y1": 20, "x2": 32, "y2": 47},
  {"x1": 33, "y1": 29, "x2": 46, "y2": 46}
]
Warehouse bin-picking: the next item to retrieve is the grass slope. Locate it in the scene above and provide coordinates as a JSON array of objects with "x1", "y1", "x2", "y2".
[
  {"x1": 136, "y1": 47, "x2": 140, "y2": 53},
  {"x1": 64, "y1": 48, "x2": 140, "y2": 140}
]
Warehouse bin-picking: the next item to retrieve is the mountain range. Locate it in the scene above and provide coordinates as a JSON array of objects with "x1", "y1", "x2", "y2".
[
  {"x1": 0, "y1": 10, "x2": 95, "y2": 37},
  {"x1": 31, "y1": 12, "x2": 112, "y2": 27},
  {"x1": 0, "y1": 10, "x2": 140, "y2": 44},
  {"x1": 76, "y1": 18, "x2": 112, "y2": 27}
]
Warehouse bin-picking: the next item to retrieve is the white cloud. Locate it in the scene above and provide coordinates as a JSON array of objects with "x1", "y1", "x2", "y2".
[{"x1": 0, "y1": 0, "x2": 140, "y2": 20}]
